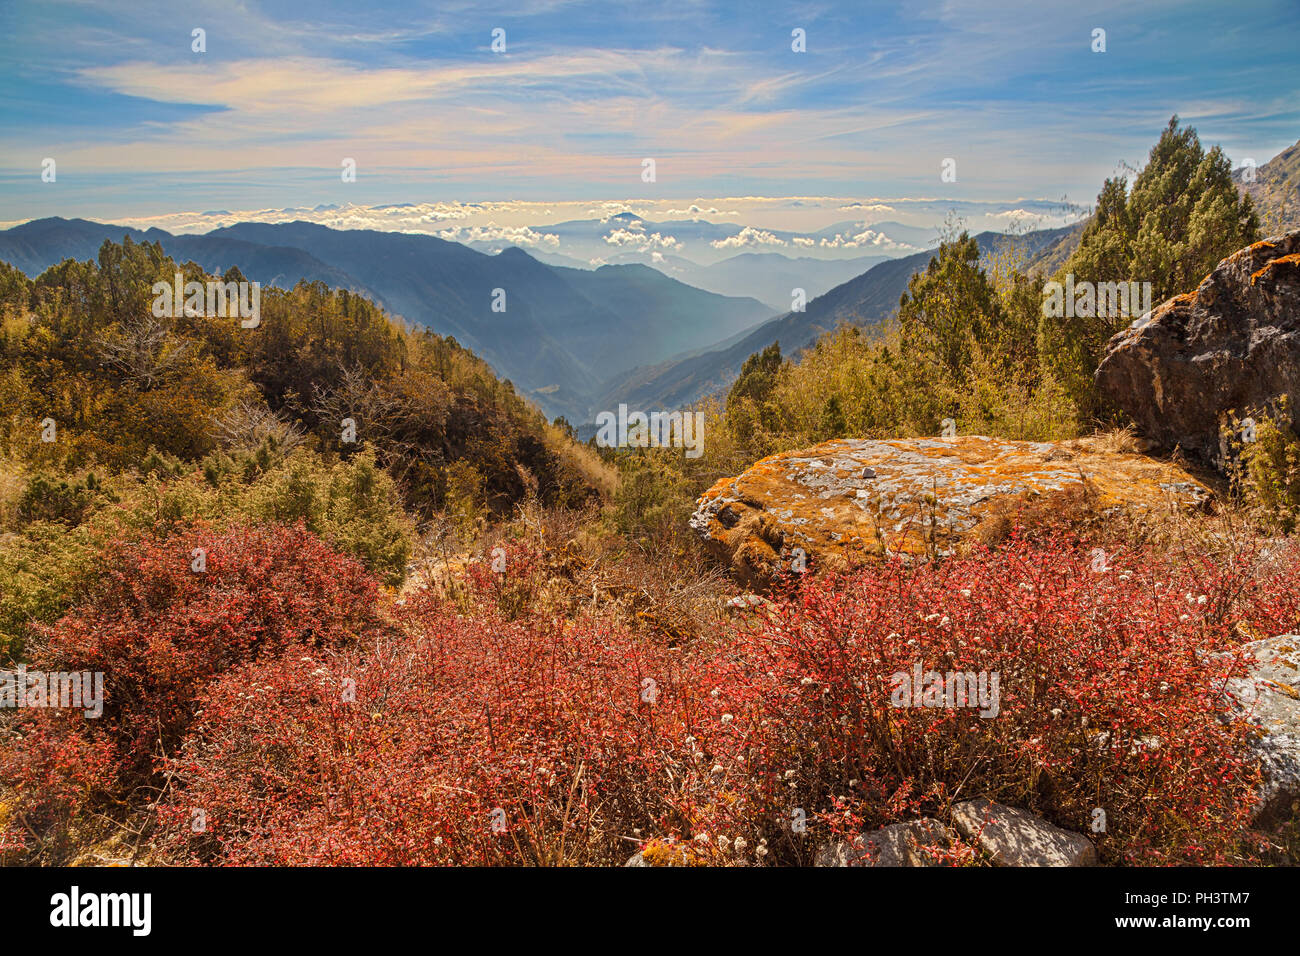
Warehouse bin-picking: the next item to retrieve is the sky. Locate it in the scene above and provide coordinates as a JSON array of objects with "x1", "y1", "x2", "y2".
[{"x1": 1, "y1": 0, "x2": 1297, "y2": 239}]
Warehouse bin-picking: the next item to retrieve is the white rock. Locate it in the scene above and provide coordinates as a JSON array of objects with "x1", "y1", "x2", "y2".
[
  {"x1": 1219, "y1": 634, "x2": 1300, "y2": 825},
  {"x1": 815, "y1": 818, "x2": 953, "y2": 867},
  {"x1": 950, "y1": 799, "x2": 1096, "y2": 866}
]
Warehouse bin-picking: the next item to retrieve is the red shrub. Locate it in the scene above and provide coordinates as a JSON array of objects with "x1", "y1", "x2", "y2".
[
  {"x1": 0, "y1": 718, "x2": 115, "y2": 858},
  {"x1": 156, "y1": 589, "x2": 692, "y2": 865},
  {"x1": 679, "y1": 533, "x2": 1268, "y2": 864},
  {"x1": 63, "y1": 532, "x2": 1299, "y2": 866},
  {"x1": 0, "y1": 522, "x2": 382, "y2": 856}
]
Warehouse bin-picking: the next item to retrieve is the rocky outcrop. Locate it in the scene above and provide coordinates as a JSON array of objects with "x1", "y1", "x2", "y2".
[
  {"x1": 1095, "y1": 231, "x2": 1300, "y2": 465},
  {"x1": 690, "y1": 434, "x2": 1209, "y2": 587},
  {"x1": 951, "y1": 799, "x2": 1097, "y2": 867},
  {"x1": 815, "y1": 818, "x2": 954, "y2": 867},
  {"x1": 1219, "y1": 634, "x2": 1300, "y2": 826}
]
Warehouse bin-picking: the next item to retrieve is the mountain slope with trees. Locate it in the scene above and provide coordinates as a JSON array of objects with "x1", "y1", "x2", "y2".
[{"x1": 0, "y1": 219, "x2": 775, "y2": 423}]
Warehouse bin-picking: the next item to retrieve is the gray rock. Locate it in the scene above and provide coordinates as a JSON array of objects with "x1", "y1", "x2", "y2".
[
  {"x1": 1095, "y1": 230, "x2": 1300, "y2": 466},
  {"x1": 1218, "y1": 634, "x2": 1300, "y2": 826},
  {"x1": 624, "y1": 852, "x2": 649, "y2": 867},
  {"x1": 950, "y1": 799, "x2": 1096, "y2": 866},
  {"x1": 815, "y1": 818, "x2": 953, "y2": 867}
]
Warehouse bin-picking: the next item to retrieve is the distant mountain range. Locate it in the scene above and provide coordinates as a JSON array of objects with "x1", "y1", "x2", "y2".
[
  {"x1": 0, "y1": 215, "x2": 1072, "y2": 424},
  {"x1": 526, "y1": 247, "x2": 893, "y2": 312},
  {"x1": 595, "y1": 226, "x2": 1079, "y2": 415},
  {"x1": 0, "y1": 217, "x2": 775, "y2": 422},
  {"x1": 456, "y1": 211, "x2": 925, "y2": 270},
  {"x1": 651, "y1": 253, "x2": 893, "y2": 312}
]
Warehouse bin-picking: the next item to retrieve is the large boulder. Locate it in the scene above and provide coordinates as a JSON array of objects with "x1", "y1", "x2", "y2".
[
  {"x1": 689, "y1": 435, "x2": 1209, "y2": 587},
  {"x1": 950, "y1": 799, "x2": 1097, "y2": 867},
  {"x1": 1219, "y1": 634, "x2": 1300, "y2": 826},
  {"x1": 1095, "y1": 230, "x2": 1300, "y2": 465}
]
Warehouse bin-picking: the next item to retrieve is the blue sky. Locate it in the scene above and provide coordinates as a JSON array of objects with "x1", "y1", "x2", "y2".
[{"x1": 1, "y1": 0, "x2": 1297, "y2": 227}]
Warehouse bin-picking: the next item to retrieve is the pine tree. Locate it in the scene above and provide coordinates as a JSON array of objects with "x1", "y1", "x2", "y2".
[{"x1": 1041, "y1": 116, "x2": 1261, "y2": 420}]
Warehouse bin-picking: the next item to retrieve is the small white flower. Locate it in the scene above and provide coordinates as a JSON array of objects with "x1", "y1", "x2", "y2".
[{"x1": 721, "y1": 713, "x2": 734, "y2": 724}]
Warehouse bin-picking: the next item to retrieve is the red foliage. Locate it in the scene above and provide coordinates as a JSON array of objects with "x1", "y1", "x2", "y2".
[
  {"x1": 154, "y1": 534, "x2": 1290, "y2": 866},
  {"x1": 0, "y1": 718, "x2": 115, "y2": 849},
  {"x1": 157, "y1": 589, "x2": 689, "y2": 865},
  {"x1": 0, "y1": 523, "x2": 382, "y2": 856},
  {"x1": 684, "y1": 533, "x2": 1268, "y2": 864},
  {"x1": 9, "y1": 529, "x2": 1294, "y2": 865}
]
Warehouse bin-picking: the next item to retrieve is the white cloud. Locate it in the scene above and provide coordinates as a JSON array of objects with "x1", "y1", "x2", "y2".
[
  {"x1": 710, "y1": 226, "x2": 787, "y2": 249},
  {"x1": 819, "y1": 228, "x2": 905, "y2": 250},
  {"x1": 435, "y1": 223, "x2": 560, "y2": 247},
  {"x1": 989, "y1": 208, "x2": 1045, "y2": 225},
  {"x1": 665, "y1": 203, "x2": 731, "y2": 216},
  {"x1": 604, "y1": 228, "x2": 680, "y2": 250}
]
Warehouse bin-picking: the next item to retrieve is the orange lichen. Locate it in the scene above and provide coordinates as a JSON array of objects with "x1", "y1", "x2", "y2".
[
  {"x1": 639, "y1": 837, "x2": 715, "y2": 867},
  {"x1": 692, "y1": 435, "x2": 1211, "y2": 587},
  {"x1": 1251, "y1": 253, "x2": 1300, "y2": 285}
]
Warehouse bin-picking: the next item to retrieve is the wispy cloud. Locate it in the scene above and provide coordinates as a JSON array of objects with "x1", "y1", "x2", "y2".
[{"x1": 1, "y1": 0, "x2": 1296, "y2": 223}]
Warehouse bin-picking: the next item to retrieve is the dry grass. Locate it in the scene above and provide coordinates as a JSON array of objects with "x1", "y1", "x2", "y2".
[
  {"x1": 1087, "y1": 425, "x2": 1142, "y2": 455},
  {"x1": 544, "y1": 422, "x2": 619, "y2": 499},
  {"x1": 456, "y1": 497, "x2": 735, "y2": 646}
]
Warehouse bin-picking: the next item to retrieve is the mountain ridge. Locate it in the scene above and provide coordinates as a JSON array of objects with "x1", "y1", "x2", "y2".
[
  {"x1": 0, "y1": 217, "x2": 776, "y2": 422},
  {"x1": 594, "y1": 225, "x2": 1079, "y2": 415}
]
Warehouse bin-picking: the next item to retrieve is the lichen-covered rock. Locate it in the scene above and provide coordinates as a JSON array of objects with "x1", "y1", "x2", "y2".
[
  {"x1": 1095, "y1": 230, "x2": 1300, "y2": 465},
  {"x1": 951, "y1": 799, "x2": 1097, "y2": 867},
  {"x1": 815, "y1": 818, "x2": 954, "y2": 867},
  {"x1": 1219, "y1": 634, "x2": 1300, "y2": 826},
  {"x1": 690, "y1": 435, "x2": 1209, "y2": 587}
]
